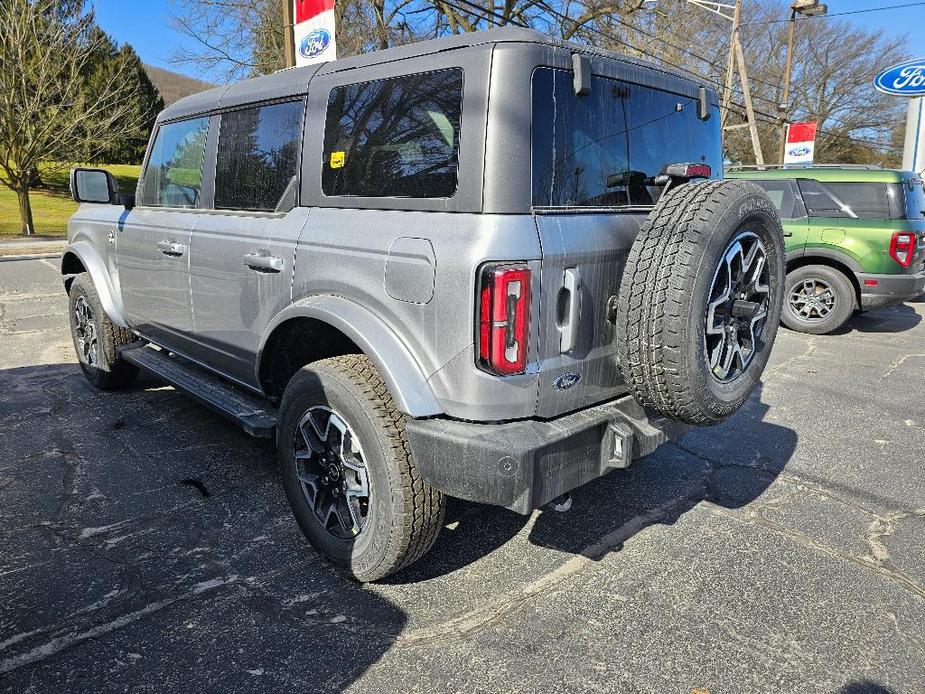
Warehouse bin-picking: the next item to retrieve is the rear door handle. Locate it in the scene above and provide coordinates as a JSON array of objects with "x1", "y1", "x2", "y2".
[
  {"x1": 558, "y1": 267, "x2": 582, "y2": 354},
  {"x1": 243, "y1": 253, "x2": 284, "y2": 273},
  {"x1": 157, "y1": 240, "x2": 185, "y2": 257}
]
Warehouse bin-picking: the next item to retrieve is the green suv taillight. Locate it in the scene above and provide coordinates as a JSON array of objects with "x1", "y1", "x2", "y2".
[{"x1": 889, "y1": 232, "x2": 916, "y2": 268}]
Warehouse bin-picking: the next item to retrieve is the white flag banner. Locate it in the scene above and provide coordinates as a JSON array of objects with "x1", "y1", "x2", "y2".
[
  {"x1": 783, "y1": 121, "x2": 817, "y2": 167},
  {"x1": 294, "y1": 0, "x2": 337, "y2": 66}
]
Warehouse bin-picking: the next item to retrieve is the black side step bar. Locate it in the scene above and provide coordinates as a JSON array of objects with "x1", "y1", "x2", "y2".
[{"x1": 120, "y1": 344, "x2": 278, "y2": 438}]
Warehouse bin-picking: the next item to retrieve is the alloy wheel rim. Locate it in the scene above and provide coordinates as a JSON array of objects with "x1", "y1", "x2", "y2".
[
  {"x1": 293, "y1": 406, "x2": 371, "y2": 540},
  {"x1": 74, "y1": 296, "x2": 99, "y2": 367},
  {"x1": 789, "y1": 278, "x2": 836, "y2": 321},
  {"x1": 704, "y1": 231, "x2": 771, "y2": 383}
]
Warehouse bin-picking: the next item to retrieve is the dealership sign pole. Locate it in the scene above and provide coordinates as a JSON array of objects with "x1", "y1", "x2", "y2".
[
  {"x1": 874, "y1": 58, "x2": 925, "y2": 175},
  {"x1": 292, "y1": 0, "x2": 337, "y2": 66}
]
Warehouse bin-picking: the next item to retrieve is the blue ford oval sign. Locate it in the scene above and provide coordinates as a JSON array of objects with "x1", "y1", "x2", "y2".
[
  {"x1": 299, "y1": 29, "x2": 331, "y2": 60},
  {"x1": 874, "y1": 58, "x2": 925, "y2": 96}
]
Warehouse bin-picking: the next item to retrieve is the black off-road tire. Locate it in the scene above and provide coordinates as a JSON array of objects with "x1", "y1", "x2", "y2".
[
  {"x1": 278, "y1": 355, "x2": 445, "y2": 582},
  {"x1": 615, "y1": 180, "x2": 785, "y2": 426},
  {"x1": 780, "y1": 264, "x2": 855, "y2": 335},
  {"x1": 67, "y1": 274, "x2": 138, "y2": 390}
]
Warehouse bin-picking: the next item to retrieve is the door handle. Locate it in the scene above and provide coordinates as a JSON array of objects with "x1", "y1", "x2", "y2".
[
  {"x1": 243, "y1": 253, "x2": 284, "y2": 273},
  {"x1": 157, "y1": 240, "x2": 185, "y2": 257},
  {"x1": 558, "y1": 267, "x2": 582, "y2": 354}
]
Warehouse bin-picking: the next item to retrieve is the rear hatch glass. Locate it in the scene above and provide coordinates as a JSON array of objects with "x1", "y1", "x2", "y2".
[{"x1": 531, "y1": 67, "x2": 722, "y2": 209}]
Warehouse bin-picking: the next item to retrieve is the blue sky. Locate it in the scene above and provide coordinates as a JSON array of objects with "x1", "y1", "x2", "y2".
[{"x1": 92, "y1": 0, "x2": 925, "y2": 81}]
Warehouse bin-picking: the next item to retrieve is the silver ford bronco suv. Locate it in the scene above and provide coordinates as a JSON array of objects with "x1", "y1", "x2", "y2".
[{"x1": 64, "y1": 28, "x2": 785, "y2": 581}]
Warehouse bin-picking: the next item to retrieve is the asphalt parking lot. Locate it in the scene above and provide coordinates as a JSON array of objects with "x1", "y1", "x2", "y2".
[{"x1": 1, "y1": 257, "x2": 923, "y2": 693}]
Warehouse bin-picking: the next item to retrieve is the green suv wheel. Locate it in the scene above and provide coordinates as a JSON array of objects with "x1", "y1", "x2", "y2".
[{"x1": 781, "y1": 264, "x2": 856, "y2": 335}]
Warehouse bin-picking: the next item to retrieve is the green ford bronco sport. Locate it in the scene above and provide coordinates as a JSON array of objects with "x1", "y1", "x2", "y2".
[{"x1": 728, "y1": 166, "x2": 925, "y2": 334}]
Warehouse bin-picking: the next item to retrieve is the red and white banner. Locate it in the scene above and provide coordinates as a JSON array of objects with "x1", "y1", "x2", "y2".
[
  {"x1": 293, "y1": 0, "x2": 336, "y2": 66},
  {"x1": 783, "y1": 121, "x2": 817, "y2": 166}
]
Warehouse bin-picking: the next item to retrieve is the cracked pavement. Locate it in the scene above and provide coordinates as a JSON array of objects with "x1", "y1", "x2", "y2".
[{"x1": 1, "y1": 258, "x2": 924, "y2": 693}]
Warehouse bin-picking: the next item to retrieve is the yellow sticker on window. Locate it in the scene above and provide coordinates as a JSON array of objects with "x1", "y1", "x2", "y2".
[{"x1": 330, "y1": 151, "x2": 345, "y2": 169}]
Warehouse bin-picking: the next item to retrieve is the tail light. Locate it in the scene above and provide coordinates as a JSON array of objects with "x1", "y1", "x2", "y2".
[
  {"x1": 477, "y1": 264, "x2": 531, "y2": 375},
  {"x1": 890, "y1": 232, "x2": 916, "y2": 268}
]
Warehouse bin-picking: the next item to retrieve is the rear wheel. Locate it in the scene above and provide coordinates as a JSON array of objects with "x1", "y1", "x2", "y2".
[
  {"x1": 278, "y1": 355, "x2": 445, "y2": 582},
  {"x1": 780, "y1": 264, "x2": 855, "y2": 334},
  {"x1": 68, "y1": 274, "x2": 138, "y2": 390}
]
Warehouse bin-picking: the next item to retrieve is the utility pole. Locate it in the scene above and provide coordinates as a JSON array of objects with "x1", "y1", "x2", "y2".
[
  {"x1": 778, "y1": 0, "x2": 827, "y2": 164},
  {"x1": 282, "y1": 0, "x2": 296, "y2": 68},
  {"x1": 719, "y1": 0, "x2": 739, "y2": 128},
  {"x1": 677, "y1": 0, "x2": 764, "y2": 167}
]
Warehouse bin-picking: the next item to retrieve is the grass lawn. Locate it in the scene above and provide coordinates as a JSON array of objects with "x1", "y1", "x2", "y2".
[{"x1": 0, "y1": 163, "x2": 141, "y2": 237}]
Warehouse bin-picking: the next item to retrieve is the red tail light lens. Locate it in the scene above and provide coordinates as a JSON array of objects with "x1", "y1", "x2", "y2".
[
  {"x1": 890, "y1": 232, "x2": 916, "y2": 268},
  {"x1": 477, "y1": 264, "x2": 531, "y2": 375}
]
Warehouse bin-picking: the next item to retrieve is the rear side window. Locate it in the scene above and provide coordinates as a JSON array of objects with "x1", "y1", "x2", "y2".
[
  {"x1": 904, "y1": 179, "x2": 925, "y2": 219},
  {"x1": 531, "y1": 67, "x2": 722, "y2": 208},
  {"x1": 141, "y1": 117, "x2": 210, "y2": 208},
  {"x1": 215, "y1": 100, "x2": 303, "y2": 212},
  {"x1": 322, "y1": 69, "x2": 463, "y2": 198},
  {"x1": 798, "y1": 180, "x2": 905, "y2": 220},
  {"x1": 747, "y1": 179, "x2": 806, "y2": 220}
]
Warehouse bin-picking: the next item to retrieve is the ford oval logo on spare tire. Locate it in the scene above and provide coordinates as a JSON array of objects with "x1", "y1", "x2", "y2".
[
  {"x1": 874, "y1": 58, "x2": 925, "y2": 96},
  {"x1": 299, "y1": 29, "x2": 331, "y2": 60},
  {"x1": 554, "y1": 372, "x2": 581, "y2": 390}
]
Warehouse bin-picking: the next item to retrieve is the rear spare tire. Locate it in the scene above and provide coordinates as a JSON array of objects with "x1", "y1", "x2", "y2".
[{"x1": 615, "y1": 180, "x2": 785, "y2": 426}]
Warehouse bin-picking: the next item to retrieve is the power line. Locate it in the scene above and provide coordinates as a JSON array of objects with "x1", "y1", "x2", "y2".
[
  {"x1": 439, "y1": 1, "x2": 895, "y2": 152},
  {"x1": 741, "y1": 0, "x2": 925, "y2": 25}
]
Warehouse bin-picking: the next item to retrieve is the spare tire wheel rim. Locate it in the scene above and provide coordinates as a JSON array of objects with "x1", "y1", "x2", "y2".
[
  {"x1": 293, "y1": 406, "x2": 371, "y2": 540},
  {"x1": 788, "y1": 277, "x2": 836, "y2": 322},
  {"x1": 74, "y1": 295, "x2": 99, "y2": 367},
  {"x1": 704, "y1": 231, "x2": 770, "y2": 383}
]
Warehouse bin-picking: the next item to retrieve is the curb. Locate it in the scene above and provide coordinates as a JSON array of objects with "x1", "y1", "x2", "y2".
[{"x1": 0, "y1": 253, "x2": 62, "y2": 263}]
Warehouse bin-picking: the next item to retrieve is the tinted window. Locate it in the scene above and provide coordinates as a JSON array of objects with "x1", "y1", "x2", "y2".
[
  {"x1": 532, "y1": 67, "x2": 721, "y2": 208},
  {"x1": 798, "y1": 180, "x2": 905, "y2": 220},
  {"x1": 141, "y1": 117, "x2": 210, "y2": 208},
  {"x1": 624, "y1": 84, "x2": 722, "y2": 204},
  {"x1": 215, "y1": 100, "x2": 303, "y2": 212},
  {"x1": 906, "y1": 179, "x2": 925, "y2": 219},
  {"x1": 322, "y1": 69, "x2": 463, "y2": 198},
  {"x1": 532, "y1": 68, "x2": 628, "y2": 207},
  {"x1": 748, "y1": 179, "x2": 806, "y2": 220}
]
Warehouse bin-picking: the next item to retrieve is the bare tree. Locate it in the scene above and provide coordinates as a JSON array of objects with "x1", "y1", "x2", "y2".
[
  {"x1": 0, "y1": 0, "x2": 145, "y2": 235},
  {"x1": 169, "y1": 0, "x2": 907, "y2": 165}
]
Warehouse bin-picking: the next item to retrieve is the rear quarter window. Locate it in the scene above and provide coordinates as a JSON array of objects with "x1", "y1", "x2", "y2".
[
  {"x1": 798, "y1": 180, "x2": 906, "y2": 220},
  {"x1": 321, "y1": 69, "x2": 463, "y2": 199}
]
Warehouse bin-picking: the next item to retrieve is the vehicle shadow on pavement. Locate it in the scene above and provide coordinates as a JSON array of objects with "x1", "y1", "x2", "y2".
[
  {"x1": 526, "y1": 381, "x2": 797, "y2": 560},
  {"x1": 839, "y1": 681, "x2": 898, "y2": 694},
  {"x1": 0, "y1": 364, "x2": 407, "y2": 693},
  {"x1": 831, "y1": 303, "x2": 922, "y2": 335},
  {"x1": 389, "y1": 382, "x2": 797, "y2": 581}
]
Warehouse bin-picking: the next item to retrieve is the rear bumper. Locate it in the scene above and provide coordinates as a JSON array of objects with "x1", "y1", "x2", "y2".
[
  {"x1": 858, "y1": 269, "x2": 925, "y2": 310},
  {"x1": 405, "y1": 396, "x2": 691, "y2": 515}
]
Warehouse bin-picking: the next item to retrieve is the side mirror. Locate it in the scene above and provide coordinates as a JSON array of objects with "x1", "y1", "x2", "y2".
[{"x1": 70, "y1": 168, "x2": 120, "y2": 205}]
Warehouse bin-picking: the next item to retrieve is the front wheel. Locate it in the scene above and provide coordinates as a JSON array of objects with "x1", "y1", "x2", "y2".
[
  {"x1": 67, "y1": 274, "x2": 138, "y2": 390},
  {"x1": 278, "y1": 355, "x2": 445, "y2": 582},
  {"x1": 780, "y1": 264, "x2": 855, "y2": 334}
]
